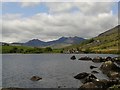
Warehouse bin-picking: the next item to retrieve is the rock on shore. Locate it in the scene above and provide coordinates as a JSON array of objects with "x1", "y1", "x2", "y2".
[{"x1": 100, "y1": 61, "x2": 120, "y2": 79}]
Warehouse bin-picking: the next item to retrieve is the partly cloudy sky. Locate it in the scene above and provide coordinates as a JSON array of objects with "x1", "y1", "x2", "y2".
[{"x1": 1, "y1": 1, "x2": 119, "y2": 43}]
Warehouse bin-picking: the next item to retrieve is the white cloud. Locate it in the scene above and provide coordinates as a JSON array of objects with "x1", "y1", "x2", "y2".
[
  {"x1": 20, "y1": 2, "x2": 40, "y2": 7},
  {"x1": 2, "y1": 2, "x2": 118, "y2": 43},
  {"x1": 46, "y1": 2, "x2": 113, "y2": 15},
  {"x1": 2, "y1": 0, "x2": 119, "y2": 2}
]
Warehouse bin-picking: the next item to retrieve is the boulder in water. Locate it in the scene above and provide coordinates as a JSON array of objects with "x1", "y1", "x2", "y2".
[
  {"x1": 70, "y1": 55, "x2": 76, "y2": 60},
  {"x1": 30, "y1": 76, "x2": 42, "y2": 81},
  {"x1": 84, "y1": 74, "x2": 97, "y2": 83},
  {"x1": 90, "y1": 65, "x2": 97, "y2": 69},
  {"x1": 78, "y1": 56, "x2": 92, "y2": 60},
  {"x1": 74, "y1": 72, "x2": 89, "y2": 80},
  {"x1": 92, "y1": 56, "x2": 103, "y2": 62},
  {"x1": 106, "y1": 56, "x2": 113, "y2": 61}
]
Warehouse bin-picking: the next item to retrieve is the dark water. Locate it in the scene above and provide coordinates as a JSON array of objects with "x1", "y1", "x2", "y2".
[{"x1": 2, "y1": 54, "x2": 118, "y2": 88}]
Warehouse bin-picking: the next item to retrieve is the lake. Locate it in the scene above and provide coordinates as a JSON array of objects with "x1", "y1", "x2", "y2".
[{"x1": 2, "y1": 54, "x2": 118, "y2": 88}]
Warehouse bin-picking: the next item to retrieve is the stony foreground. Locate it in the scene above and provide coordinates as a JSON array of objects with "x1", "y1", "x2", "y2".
[{"x1": 71, "y1": 55, "x2": 120, "y2": 90}]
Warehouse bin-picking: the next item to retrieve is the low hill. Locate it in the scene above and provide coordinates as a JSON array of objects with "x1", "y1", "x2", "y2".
[{"x1": 64, "y1": 25, "x2": 119, "y2": 54}]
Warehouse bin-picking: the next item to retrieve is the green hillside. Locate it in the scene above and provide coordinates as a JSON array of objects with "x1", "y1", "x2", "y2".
[{"x1": 64, "y1": 25, "x2": 120, "y2": 54}]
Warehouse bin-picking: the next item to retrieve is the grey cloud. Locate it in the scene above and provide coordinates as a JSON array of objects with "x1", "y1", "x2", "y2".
[
  {"x1": 45, "y1": 2, "x2": 113, "y2": 15},
  {"x1": 2, "y1": 2, "x2": 118, "y2": 43}
]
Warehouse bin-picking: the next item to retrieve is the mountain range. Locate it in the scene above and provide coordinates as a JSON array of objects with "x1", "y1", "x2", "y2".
[
  {"x1": 1, "y1": 25, "x2": 119, "y2": 54},
  {"x1": 12, "y1": 36, "x2": 85, "y2": 48}
]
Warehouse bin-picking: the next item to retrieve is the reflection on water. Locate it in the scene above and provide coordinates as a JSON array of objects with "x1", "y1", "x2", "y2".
[{"x1": 2, "y1": 54, "x2": 118, "y2": 88}]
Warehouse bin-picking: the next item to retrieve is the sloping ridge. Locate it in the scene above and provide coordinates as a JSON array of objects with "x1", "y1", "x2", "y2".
[
  {"x1": 65, "y1": 25, "x2": 119, "y2": 54},
  {"x1": 98, "y1": 25, "x2": 119, "y2": 37}
]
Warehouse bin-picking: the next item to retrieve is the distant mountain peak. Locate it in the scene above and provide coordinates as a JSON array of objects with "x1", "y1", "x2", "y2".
[
  {"x1": 29, "y1": 39, "x2": 41, "y2": 41},
  {"x1": 74, "y1": 36, "x2": 80, "y2": 38},
  {"x1": 22, "y1": 36, "x2": 85, "y2": 47}
]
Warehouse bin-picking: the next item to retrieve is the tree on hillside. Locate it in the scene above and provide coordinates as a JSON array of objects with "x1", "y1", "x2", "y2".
[
  {"x1": 34, "y1": 47, "x2": 43, "y2": 53},
  {"x1": 45, "y1": 47, "x2": 52, "y2": 52},
  {"x1": 10, "y1": 47, "x2": 18, "y2": 53}
]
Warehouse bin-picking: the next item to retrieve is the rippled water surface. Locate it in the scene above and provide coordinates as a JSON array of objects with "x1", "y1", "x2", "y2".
[{"x1": 2, "y1": 54, "x2": 118, "y2": 88}]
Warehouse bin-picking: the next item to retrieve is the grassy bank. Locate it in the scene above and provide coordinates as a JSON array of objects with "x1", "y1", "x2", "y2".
[
  {"x1": 1, "y1": 45, "x2": 63, "y2": 54},
  {"x1": 1, "y1": 45, "x2": 119, "y2": 54}
]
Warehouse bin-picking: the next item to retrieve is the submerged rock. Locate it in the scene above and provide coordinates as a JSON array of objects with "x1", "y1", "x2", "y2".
[
  {"x1": 70, "y1": 55, "x2": 76, "y2": 60},
  {"x1": 78, "y1": 56, "x2": 92, "y2": 60},
  {"x1": 58, "y1": 86, "x2": 61, "y2": 88},
  {"x1": 90, "y1": 65, "x2": 97, "y2": 69},
  {"x1": 74, "y1": 72, "x2": 98, "y2": 84},
  {"x1": 30, "y1": 76, "x2": 42, "y2": 81},
  {"x1": 91, "y1": 70, "x2": 99, "y2": 74},
  {"x1": 74, "y1": 72, "x2": 89, "y2": 80}
]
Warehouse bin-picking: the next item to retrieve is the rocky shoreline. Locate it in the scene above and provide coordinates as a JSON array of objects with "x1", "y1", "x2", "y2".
[
  {"x1": 71, "y1": 55, "x2": 120, "y2": 90},
  {"x1": 71, "y1": 55, "x2": 120, "y2": 62}
]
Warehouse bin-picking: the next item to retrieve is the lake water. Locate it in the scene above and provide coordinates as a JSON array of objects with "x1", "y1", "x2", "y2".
[{"x1": 2, "y1": 54, "x2": 118, "y2": 88}]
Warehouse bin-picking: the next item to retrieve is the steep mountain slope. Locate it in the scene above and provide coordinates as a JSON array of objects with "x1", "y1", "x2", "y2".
[
  {"x1": 47, "y1": 36, "x2": 85, "y2": 45},
  {"x1": 91, "y1": 25, "x2": 119, "y2": 51},
  {"x1": 65, "y1": 25, "x2": 119, "y2": 54},
  {"x1": 23, "y1": 39, "x2": 46, "y2": 46}
]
